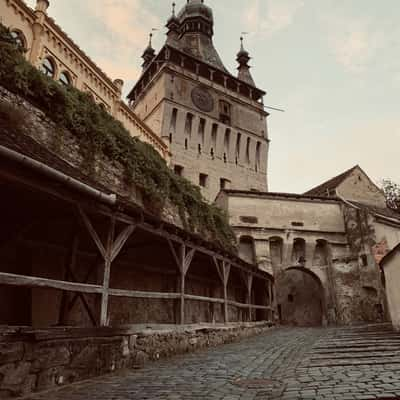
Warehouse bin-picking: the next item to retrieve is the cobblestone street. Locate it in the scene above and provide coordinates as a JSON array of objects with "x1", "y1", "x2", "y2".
[{"x1": 25, "y1": 324, "x2": 400, "y2": 400}]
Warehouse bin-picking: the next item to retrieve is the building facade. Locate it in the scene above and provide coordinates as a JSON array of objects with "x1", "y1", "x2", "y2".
[
  {"x1": 381, "y1": 244, "x2": 400, "y2": 331},
  {"x1": 128, "y1": 0, "x2": 269, "y2": 201},
  {"x1": 0, "y1": 0, "x2": 169, "y2": 159},
  {"x1": 217, "y1": 166, "x2": 400, "y2": 326}
]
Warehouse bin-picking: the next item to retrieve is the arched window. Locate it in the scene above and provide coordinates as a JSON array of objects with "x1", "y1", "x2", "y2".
[
  {"x1": 235, "y1": 133, "x2": 241, "y2": 164},
  {"x1": 245, "y1": 137, "x2": 251, "y2": 165},
  {"x1": 239, "y1": 236, "x2": 256, "y2": 265},
  {"x1": 255, "y1": 142, "x2": 261, "y2": 172},
  {"x1": 291, "y1": 238, "x2": 306, "y2": 265},
  {"x1": 269, "y1": 237, "x2": 283, "y2": 265},
  {"x1": 10, "y1": 30, "x2": 26, "y2": 49},
  {"x1": 59, "y1": 71, "x2": 71, "y2": 86},
  {"x1": 40, "y1": 57, "x2": 56, "y2": 78}
]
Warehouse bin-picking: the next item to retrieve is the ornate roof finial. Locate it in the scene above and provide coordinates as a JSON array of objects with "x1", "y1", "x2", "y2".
[
  {"x1": 172, "y1": 2, "x2": 176, "y2": 16},
  {"x1": 236, "y1": 33, "x2": 255, "y2": 86},
  {"x1": 142, "y1": 31, "x2": 156, "y2": 70}
]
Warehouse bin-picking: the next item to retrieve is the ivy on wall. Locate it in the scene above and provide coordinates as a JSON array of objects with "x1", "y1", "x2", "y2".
[{"x1": 0, "y1": 24, "x2": 236, "y2": 251}]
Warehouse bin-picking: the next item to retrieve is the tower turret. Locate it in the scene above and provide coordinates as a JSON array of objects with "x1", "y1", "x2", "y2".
[
  {"x1": 141, "y1": 33, "x2": 155, "y2": 70},
  {"x1": 236, "y1": 36, "x2": 256, "y2": 87},
  {"x1": 166, "y1": 2, "x2": 179, "y2": 45}
]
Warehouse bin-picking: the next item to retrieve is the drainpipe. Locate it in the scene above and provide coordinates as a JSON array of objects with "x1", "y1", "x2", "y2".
[{"x1": 0, "y1": 145, "x2": 117, "y2": 206}]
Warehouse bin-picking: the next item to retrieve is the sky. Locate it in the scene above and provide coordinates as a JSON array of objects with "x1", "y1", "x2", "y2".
[{"x1": 25, "y1": 0, "x2": 400, "y2": 193}]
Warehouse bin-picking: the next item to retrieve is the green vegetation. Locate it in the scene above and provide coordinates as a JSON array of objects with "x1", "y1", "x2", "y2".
[
  {"x1": 381, "y1": 179, "x2": 400, "y2": 212},
  {"x1": 0, "y1": 24, "x2": 236, "y2": 250}
]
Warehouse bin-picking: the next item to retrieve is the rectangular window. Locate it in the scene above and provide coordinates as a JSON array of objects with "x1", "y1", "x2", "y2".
[
  {"x1": 219, "y1": 100, "x2": 232, "y2": 125},
  {"x1": 199, "y1": 173, "x2": 208, "y2": 188},
  {"x1": 174, "y1": 165, "x2": 184, "y2": 176}
]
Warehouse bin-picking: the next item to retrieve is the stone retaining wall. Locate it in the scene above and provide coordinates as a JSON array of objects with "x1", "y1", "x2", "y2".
[{"x1": 0, "y1": 322, "x2": 273, "y2": 398}]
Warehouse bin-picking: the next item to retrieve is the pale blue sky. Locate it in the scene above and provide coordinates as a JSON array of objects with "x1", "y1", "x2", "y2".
[{"x1": 26, "y1": 0, "x2": 400, "y2": 193}]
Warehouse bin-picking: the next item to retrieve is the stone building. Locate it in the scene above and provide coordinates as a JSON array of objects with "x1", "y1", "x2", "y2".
[
  {"x1": 128, "y1": 0, "x2": 269, "y2": 201},
  {"x1": 381, "y1": 244, "x2": 400, "y2": 331},
  {"x1": 0, "y1": 0, "x2": 169, "y2": 159},
  {"x1": 217, "y1": 166, "x2": 400, "y2": 326}
]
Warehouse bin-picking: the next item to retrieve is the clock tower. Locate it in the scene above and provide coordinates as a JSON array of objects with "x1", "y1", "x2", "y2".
[{"x1": 128, "y1": 0, "x2": 270, "y2": 201}]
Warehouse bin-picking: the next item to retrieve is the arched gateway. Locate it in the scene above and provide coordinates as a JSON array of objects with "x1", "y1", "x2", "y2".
[{"x1": 276, "y1": 267, "x2": 327, "y2": 327}]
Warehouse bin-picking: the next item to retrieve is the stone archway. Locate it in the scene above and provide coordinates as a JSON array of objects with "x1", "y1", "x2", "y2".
[{"x1": 276, "y1": 267, "x2": 326, "y2": 327}]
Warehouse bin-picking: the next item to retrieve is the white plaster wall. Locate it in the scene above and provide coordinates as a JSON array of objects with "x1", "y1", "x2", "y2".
[
  {"x1": 228, "y1": 195, "x2": 345, "y2": 233},
  {"x1": 374, "y1": 222, "x2": 400, "y2": 250},
  {"x1": 383, "y1": 253, "x2": 400, "y2": 330}
]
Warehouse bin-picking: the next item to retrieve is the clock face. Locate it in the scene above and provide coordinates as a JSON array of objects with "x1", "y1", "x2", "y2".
[{"x1": 191, "y1": 86, "x2": 214, "y2": 112}]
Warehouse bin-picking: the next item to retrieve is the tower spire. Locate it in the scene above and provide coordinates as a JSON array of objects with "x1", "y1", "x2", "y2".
[
  {"x1": 141, "y1": 32, "x2": 155, "y2": 70},
  {"x1": 236, "y1": 35, "x2": 256, "y2": 87}
]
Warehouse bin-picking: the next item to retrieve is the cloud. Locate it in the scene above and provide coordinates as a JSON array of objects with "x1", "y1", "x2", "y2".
[
  {"x1": 243, "y1": 0, "x2": 304, "y2": 38},
  {"x1": 321, "y1": 13, "x2": 385, "y2": 73},
  {"x1": 83, "y1": 0, "x2": 161, "y2": 83}
]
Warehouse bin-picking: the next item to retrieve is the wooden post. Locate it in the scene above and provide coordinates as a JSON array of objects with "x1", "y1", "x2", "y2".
[
  {"x1": 168, "y1": 240, "x2": 195, "y2": 325},
  {"x1": 100, "y1": 217, "x2": 115, "y2": 327},
  {"x1": 213, "y1": 258, "x2": 231, "y2": 324},
  {"x1": 79, "y1": 207, "x2": 135, "y2": 327},
  {"x1": 222, "y1": 262, "x2": 231, "y2": 323},
  {"x1": 245, "y1": 273, "x2": 253, "y2": 322}
]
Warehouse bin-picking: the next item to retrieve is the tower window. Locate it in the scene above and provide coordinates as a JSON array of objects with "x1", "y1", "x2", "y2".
[
  {"x1": 170, "y1": 108, "x2": 178, "y2": 135},
  {"x1": 174, "y1": 165, "x2": 184, "y2": 176},
  {"x1": 235, "y1": 133, "x2": 241, "y2": 163},
  {"x1": 199, "y1": 173, "x2": 208, "y2": 188},
  {"x1": 198, "y1": 118, "x2": 206, "y2": 147},
  {"x1": 219, "y1": 100, "x2": 231, "y2": 125},
  {"x1": 245, "y1": 137, "x2": 251, "y2": 165},
  {"x1": 184, "y1": 112, "x2": 194, "y2": 140},
  {"x1": 255, "y1": 142, "x2": 261, "y2": 172}
]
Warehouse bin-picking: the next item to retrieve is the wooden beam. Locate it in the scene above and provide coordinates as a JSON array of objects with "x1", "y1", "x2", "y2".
[
  {"x1": 109, "y1": 288, "x2": 180, "y2": 300},
  {"x1": 78, "y1": 207, "x2": 106, "y2": 259},
  {"x1": 184, "y1": 294, "x2": 225, "y2": 304},
  {"x1": 100, "y1": 217, "x2": 115, "y2": 326},
  {"x1": 0, "y1": 272, "x2": 103, "y2": 294},
  {"x1": 110, "y1": 224, "x2": 136, "y2": 262}
]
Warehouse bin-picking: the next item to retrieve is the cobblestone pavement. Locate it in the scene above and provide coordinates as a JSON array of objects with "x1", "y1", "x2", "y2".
[{"x1": 25, "y1": 324, "x2": 400, "y2": 400}]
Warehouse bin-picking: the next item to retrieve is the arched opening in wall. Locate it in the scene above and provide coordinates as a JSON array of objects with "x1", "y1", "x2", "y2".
[
  {"x1": 269, "y1": 237, "x2": 283, "y2": 266},
  {"x1": 210, "y1": 123, "x2": 218, "y2": 158},
  {"x1": 223, "y1": 128, "x2": 231, "y2": 162},
  {"x1": 59, "y1": 71, "x2": 72, "y2": 86},
  {"x1": 276, "y1": 267, "x2": 325, "y2": 327},
  {"x1": 255, "y1": 142, "x2": 261, "y2": 172},
  {"x1": 291, "y1": 238, "x2": 306, "y2": 265},
  {"x1": 184, "y1": 112, "x2": 194, "y2": 143},
  {"x1": 40, "y1": 57, "x2": 56, "y2": 78},
  {"x1": 239, "y1": 236, "x2": 256, "y2": 265},
  {"x1": 10, "y1": 30, "x2": 27, "y2": 50},
  {"x1": 360, "y1": 286, "x2": 383, "y2": 322},
  {"x1": 313, "y1": 240, "x2": 329, "y2": 266},
  {"x1": 169, "y1": 108, "x2": 178, "y2": 138},
  {"x1": 198, "y1": 118, "x2": 206, "y2": 149},
  {"x1": 235, "y1": 133, "x2": 241, "y2": 164},
  {"x1": 245, "y1": 137, "x2": 251, "y2": 165}
]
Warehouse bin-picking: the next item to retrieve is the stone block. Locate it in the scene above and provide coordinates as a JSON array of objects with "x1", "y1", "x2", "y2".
[
  {"x1": 28, "y1": 344, "x2": 70, "y2": 372},
  {"x1": 0, "y1": 362, "x2": 31, "y2": 386},
  {"x1": 0, "y1": 342, "x2": 24, "y2": 364}
]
